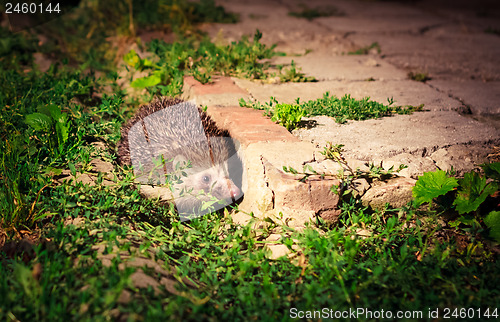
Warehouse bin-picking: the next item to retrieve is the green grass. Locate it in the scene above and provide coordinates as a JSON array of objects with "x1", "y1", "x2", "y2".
[
  {"x1": 125, "y1": 30, "x2": 282, "y2": 97},
  {"x1": 30, "y1": 0, "x2": 238, "y2": 70},
  {"x1": 2, "y1": 198, "x2": 499, "y2": 320},
  {"x1": 1, "y1": 7, "x2": 499, "y2": 321}
]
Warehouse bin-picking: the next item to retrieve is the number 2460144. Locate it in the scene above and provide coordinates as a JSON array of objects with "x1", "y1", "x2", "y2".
[{"x1": 5, "y1": 3, "x2": 61, "y2": 14}]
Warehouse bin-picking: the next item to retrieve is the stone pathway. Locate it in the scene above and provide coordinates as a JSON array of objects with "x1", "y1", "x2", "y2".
[{"x1": 179, "y1": 0, "x2": 500, "y2": 228}]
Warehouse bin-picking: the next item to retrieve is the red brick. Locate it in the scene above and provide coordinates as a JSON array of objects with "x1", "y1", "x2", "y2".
[
  {"x1": 184, "y1": 76, "x2": 247, "y2": 96},
  {"x1": 204, "y1": 105, "x2": 300, "y2": 145}
]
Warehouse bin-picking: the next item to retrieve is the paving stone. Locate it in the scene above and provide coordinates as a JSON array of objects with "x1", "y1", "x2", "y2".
[
  {"x1": 430, "y1": 145, "x2": 492, "y2": 175},
  {"x1": 265, "y1": 158, "x2": 341, "y2": 226},
  {"x1": 428, "y1": 79, "x2": 500, "y2": 116},
  {"x1": 293, "y1": 112, "x2": 500, "y2": 161},
  {"x1": 272, "y1": 54, "x2": 407, "y2": 81},
  {"x1": 316, "y1": 13, "x2": 443, "y2": 35},
  {"x1": 376, "y1": 153, "x2": 438, "y2": 179},
  {"x1": 309, "y1": 178, "x2": 342, "y2": 219},
  {"x1": 236, "y1": 145, "x2": 274, "y2": 216}
]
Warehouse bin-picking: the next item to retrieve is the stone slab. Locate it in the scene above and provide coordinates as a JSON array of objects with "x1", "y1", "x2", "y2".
[
  {"x1": 428, "y1": 79, "x2": 500, "y2": 116},
  {"x1": 351, "y1": 32, "x2": 500, "y2": 82},
  {"x1": 293, "y1": 111, "x2": 500, "y2": 160},
  {"x1": 271, "y1": 54, "x2": 407, "y2": 81}
]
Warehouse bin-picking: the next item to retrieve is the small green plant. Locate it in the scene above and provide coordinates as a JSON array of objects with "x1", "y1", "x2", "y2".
[
  {"x1": 412, "y1": 164, "x2": 500, "y2": 242},
  {"x1": 276, "y1": 60, "x2": 317, "y2": 82},
  {"x1": 288, "y1": 5, "x2": 344, "y2": 21},
  {"x1": 485, "y1": 27, "x2": 500, "y2": 36},
  {"x1": 366, "y1": 162, "x2": 408, "y2": 180},
  {"x1": 271, "y1": 103, "x2": 305, "y2": 131},
  {"x1": 348, "y1": 42, "x2": 381, "y2": 55},
  {"x1": 192, "y1": 65, "x2": 214, "y2": 84},
  {"x1": 25, "y1": 104, "x2": 71, "y2": 156},
  {"x1": 408, "y1": 71, "x2": 431, "y2": 82},
  {"x1": 320, "y1": 142, "x2": 348, "y2": 166},
  {"x1": 412, "y1": 170, "x2": 459, "y2": 208},
  {"x1": 238, "y1": 96, "x2": 273, "y2": 113}
]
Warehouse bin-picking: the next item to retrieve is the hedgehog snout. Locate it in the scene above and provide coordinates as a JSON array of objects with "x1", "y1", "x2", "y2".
[
  {"x1": 226, "y1": 178, "x2": 241, "y2": 200},
  {"x1": 211, "y1": 178, "x2": 241, "y2": 201}
]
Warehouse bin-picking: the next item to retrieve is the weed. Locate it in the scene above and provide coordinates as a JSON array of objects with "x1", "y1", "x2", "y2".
[
  {"x1": 271, "y1": 103, "x2": 305, "y2": 131},
  {"x1": 283, "y1": 143, "x2": 407, "y2": 200},
  {"x1": 485, "y1": 27, "x2": 500, "y2": 36},
  {"x1": 25, "y1": 104, "x2": 71, "y2": 156},
  {"x1": 302, "y1": 92, "x2": 421, "y2": 122},
  {"x1": 276, "y1": 60, "x2": 317, "y2": 83},
  {"x1": 348, "y1": 42, "x2": 381, "y2": 55},
  {"x1": 189, "y1": 0, "x2": 239, "y2": 24},
  {"x1": 0, "y1": 27, "x2": 39, "y2": 67},
  {"x1": 408, "y1": 71, "x2": 431, "y2": 82},
  {"x1": 412, "y1": 164, "x2": 500, "y2": 242},
  {"x1": 0, "y1": 53, "x2": 131, "y2": 233},
  {"x1": 320, "y1": 142, "x2": 349, "y2": 166},
  {"x1": 289, "y1": 5, "x2": 345, "y2": 21}
]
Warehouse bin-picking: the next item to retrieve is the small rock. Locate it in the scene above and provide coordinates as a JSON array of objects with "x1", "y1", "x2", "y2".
[
  {"x1": 361, "y1": 176, "x2": 416, "y2": 210},
  {"x1": 381, "y1": 153, "x2": 437, "y2": 179},
  {"x1": 431, "y1": 145, "x2": 489, "y2": 175},
  {"x1": 318, "y1": 208, "x2": 342, "y2": 224},
  {"x1": 355, "y1": 228, "x2": 372, "y2": 239},
  {"x1": 90, "y1": 159, "x2": 114, "y2": 173},
  {"x1": 267, "y1": 244, "x2": 291, "y2": 259},
  {"x1": 364, "y1": 58, "x2": 380, "y2": 67},
  {"x1": 351, "y1": 178, "x2": 370, "y2": 198}
]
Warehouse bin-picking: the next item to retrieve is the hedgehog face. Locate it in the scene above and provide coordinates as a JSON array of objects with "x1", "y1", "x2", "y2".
[
  {"x1": 178, "y1": 164, "x2": 240, "y2": 201},
  {"x1": 190, "y1": 167, "x2": 241, "y2": 202},
  {"x1": 170, "y1": 154, "x2": 242, "y2": 213}
]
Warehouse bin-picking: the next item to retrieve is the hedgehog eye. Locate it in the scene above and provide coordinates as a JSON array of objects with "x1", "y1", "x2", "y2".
[{"x1": 202, "y1": 175, "x2": 211, "y2": 183}]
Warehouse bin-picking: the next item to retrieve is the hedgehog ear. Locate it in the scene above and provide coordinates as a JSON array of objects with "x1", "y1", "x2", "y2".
[{"x1": 173, "y1": 154, "x2": 188, "y2": 170}]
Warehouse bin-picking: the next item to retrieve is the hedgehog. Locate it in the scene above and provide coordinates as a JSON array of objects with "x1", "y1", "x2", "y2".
[{"x1": 117, "y1": 98, "x2": 243, "y2": 220}]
